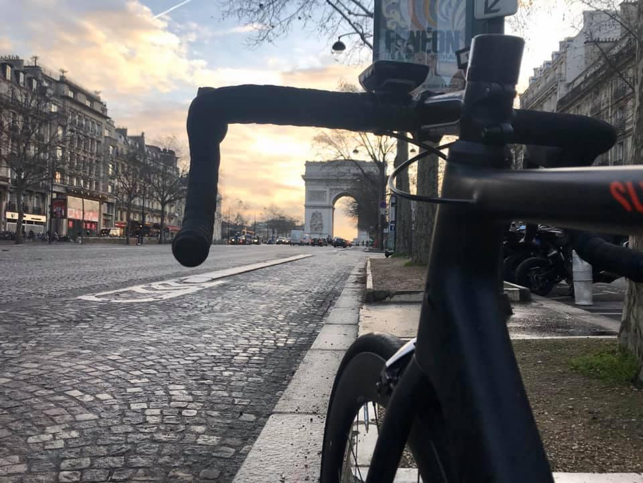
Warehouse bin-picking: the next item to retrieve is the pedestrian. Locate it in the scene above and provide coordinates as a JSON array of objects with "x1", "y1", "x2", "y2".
[{"x1": 28, "y1": 229, "x2": 34, "y2": 241}]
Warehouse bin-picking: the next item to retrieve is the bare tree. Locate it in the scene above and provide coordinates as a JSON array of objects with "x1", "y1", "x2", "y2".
[
  {"x1": 620, "y1": 0, "x2": 643, "y2": 383},
  {"x1": 393, "y1": 138, "x2": 412, "y2": 255},
  {"x1": 147, "y1": 137, "x2": 188, "y2": 244},
  {"x1": 0, "y1": 84, "x2": 69, "y2": 244},
  {"x1": 261, "y1": 205, "x2": 298, "y2": 238},
  {"x1": 219, "y1": 0, "x2": 374, "y2": 51},
  {"x1": 111, "y1": 152, "x2": 147, "y2": 245},
  {"x1": 314, "y1": 127, "x2": 396, "y2": 247}
]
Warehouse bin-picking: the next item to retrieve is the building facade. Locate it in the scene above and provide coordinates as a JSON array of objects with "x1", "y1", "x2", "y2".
[
  {"x1": 519, "y1": 3, "x2": 636, "y2": 167},
  {"x1": 0, "y1": 55, "x2": 186, "y2": 238}
]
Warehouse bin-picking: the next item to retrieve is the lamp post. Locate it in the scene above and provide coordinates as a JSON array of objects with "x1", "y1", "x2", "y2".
[{"x1": 331, "y1": 32, "x2": 366, "y2": 54}]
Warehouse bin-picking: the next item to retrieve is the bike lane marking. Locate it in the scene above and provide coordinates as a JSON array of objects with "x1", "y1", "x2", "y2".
[{"x1": 77, "y1": 254, "x2": 313, "y2": 303}]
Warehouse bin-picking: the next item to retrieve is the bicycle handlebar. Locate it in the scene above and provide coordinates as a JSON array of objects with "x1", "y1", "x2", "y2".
[
  {"x1": 172, "y1": 86, "x2": 618, "y2": 267},
  {"x1": 571, "y1": 232, "x2": 643, "y2": 282}
]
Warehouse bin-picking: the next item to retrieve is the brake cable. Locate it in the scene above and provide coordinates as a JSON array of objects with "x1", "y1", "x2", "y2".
[{"x1": 384, "y1": 132, "x2": 474, "y2": 205}]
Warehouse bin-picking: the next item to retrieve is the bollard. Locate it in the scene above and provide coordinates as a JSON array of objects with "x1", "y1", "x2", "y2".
[{"x1": 572, "y1": 250, "x2": 593, "y2": 306}]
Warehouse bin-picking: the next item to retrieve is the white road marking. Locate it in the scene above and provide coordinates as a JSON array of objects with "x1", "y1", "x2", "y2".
[{"x1": 78, "y1": 254, "x2": 312, "y2": 303}]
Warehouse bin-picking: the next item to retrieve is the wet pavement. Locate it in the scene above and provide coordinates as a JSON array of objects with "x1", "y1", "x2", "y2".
[
  {"x1": 548, "y1": 280, "x2": 626, "y2": 322},
  {"x1": 0, "y1": 244, "x2": 366, "y2": 482}
]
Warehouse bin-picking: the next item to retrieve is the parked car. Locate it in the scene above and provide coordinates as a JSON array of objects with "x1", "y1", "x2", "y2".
[
  {"x1": 311, "y1": 237, "x2": 328, "y2": 247},
  {"x1": 333, "y1": 237, "x2": 348, "y2": 248},
  {"x1": 276, "y1": 236, "x2": 288, "y2": 245},
  {"x1": 301, "y1": 234, "x2": 312, "y2": 246},
  {"x1": 100, "y1": 228, "x2": 114, "y2": 237},
  {"x1": 290, "y1": 230, "x2": 303, "y2": 245}
]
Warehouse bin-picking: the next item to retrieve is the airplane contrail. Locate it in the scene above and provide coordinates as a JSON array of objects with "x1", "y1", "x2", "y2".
[{"x1": 153, "y1": 0, "x2": 194, "y2": 19}]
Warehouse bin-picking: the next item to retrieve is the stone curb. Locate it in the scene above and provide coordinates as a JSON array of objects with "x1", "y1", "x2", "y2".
[{"x1": 233, "y1": 262, "x2": 364, "y2": 482}]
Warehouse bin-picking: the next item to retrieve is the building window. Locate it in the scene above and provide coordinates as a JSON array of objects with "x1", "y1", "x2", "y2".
[
  {"x1": 67, "y1": 90, "x2": 74, "y2": 98},
  {"x1": 51, "y1": 103, "x2": 58, "y2": 113},
  {"x1": 17, "y1": 71, "x2": 25, "y2": 86},
  {"x1": 3, "y1": 64, "x2": 11, "y2": 80},
  {"x1": 55, "y1": 172, "x2": 62, "y2": 183},
  {"x1": 613, "y1": 142, "x2": 624, "y2": 166}
]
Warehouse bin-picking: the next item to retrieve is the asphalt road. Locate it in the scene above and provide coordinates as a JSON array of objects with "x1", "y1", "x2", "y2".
[{"x1": 0, "y1": 243, "x2": 366, "y2": 482}]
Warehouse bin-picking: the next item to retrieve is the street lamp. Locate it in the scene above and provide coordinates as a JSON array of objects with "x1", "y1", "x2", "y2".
[{"x1": 331, "y1": 33, "x2": 363, "y2": 54}]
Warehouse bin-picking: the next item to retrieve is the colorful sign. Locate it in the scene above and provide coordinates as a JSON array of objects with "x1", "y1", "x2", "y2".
[
  {"x1": 67, "y1": 196, "x2": 99, "y2": 222},
  {"x1": 53, "y1": 199, "x2": 67, "y2": 219},
  {"x1": 374, "y1": 0, "x2": 468, "y2": 91}
]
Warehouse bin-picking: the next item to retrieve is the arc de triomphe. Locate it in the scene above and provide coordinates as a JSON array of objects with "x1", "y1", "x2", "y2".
[{"x1": 302, "y1": 160, "x2": 378, "y2": 240}]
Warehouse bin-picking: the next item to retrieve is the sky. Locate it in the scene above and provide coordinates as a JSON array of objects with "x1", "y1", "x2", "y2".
[{"x1": 0, "y1": 0, "x2": 584, "y2": 239}]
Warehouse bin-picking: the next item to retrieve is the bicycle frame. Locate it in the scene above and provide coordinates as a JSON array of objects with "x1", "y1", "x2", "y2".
[
  {"x1": 171, "y1": 33, "x2": 643, "y2": 481},
  {"x1": 368, "y1": 153, "x2": 554, "y2": 482}
]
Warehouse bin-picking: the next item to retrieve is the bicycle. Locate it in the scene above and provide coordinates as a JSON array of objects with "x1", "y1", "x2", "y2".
[{"x1": 172, "y1": 34, "x2": 643, "y2": 482}]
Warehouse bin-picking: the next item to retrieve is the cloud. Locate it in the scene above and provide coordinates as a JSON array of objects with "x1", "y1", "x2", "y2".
[
  {"x1": 0, "y1": 37, "x2": 11, "y2": 51},
  {"x1": 2, "y1": 0, "x2": 364, "y2": 232},
  {"x1": 5, "y1": 0, "x2": 281, "y2": 98}
]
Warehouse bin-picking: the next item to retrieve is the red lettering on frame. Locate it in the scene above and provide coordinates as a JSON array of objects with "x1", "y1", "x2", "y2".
[
  {"x1": 626, "y1": 182, "x2": 643, "y2": 213},
  {"x1": 611, "y1": 181, "x2": 633, "y2": 212}
]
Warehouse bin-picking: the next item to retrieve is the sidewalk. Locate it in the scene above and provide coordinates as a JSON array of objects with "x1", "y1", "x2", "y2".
[{"x1": 235, "y1": 256, "x2": 643, "y2": 481}]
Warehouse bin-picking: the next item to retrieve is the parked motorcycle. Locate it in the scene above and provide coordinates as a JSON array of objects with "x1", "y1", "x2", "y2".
[
  {"x1": 514, "y1": 228, "x2": 571, "y2": 296},
  {"x1": 515, "y1": 231, "x2": 637, "y2": 296},
  {"x1": 503, "y1": 224, "x2": 565, "y2": 284}
]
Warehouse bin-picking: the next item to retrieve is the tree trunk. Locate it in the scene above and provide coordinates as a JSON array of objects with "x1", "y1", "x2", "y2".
[
  {"x1": 125, "y1": 204, "x2": 131, "y2": 245},
  {"x1": 394, "y1": 137, "x2": 412, "y2": 256},
  {"x1": 377, "y1": 173, "x2": 386, "y2": 250},
  {"x1": 620, "y1": 0, "x2": 643, "y2": 384},
  {"x1": 159, "y1": 202, "x2": 166, "y2": 244},
  {"x1": 621, "y1": 236, "x2": 643, "y2": 383},
  {"x1": 15, "y1": 188, "x2": 24, "y2": 245},
  {"x1": 411, "y1": 142, "x2": 440, "y2": 265}
]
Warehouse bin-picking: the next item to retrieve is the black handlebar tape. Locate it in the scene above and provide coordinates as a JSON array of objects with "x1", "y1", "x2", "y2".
[
  {"x1": 172, "y1": 85, "x2": 421, "y2": 267},
  {"x1": 513, "y1": 110, "x2": 617, "y2": 158},
  {"x1": 172, "y1": 96, "x2": 227, "y2": 267},
  {"x1": 189, "y1": 85, "x2": 421, "y2": 131},
  {"x1": 572, "y1": 232, "x2": 643, "y2": 282}
]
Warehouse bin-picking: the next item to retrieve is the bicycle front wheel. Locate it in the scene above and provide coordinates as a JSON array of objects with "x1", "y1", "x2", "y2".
[{"x1": 320, "y1": 333, "x2": 449, "y2": 483}]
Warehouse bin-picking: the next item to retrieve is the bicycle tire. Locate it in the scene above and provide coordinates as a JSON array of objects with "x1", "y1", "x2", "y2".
[{"x1": 320, "y1": 333, "x2": 449, "y2": 483}]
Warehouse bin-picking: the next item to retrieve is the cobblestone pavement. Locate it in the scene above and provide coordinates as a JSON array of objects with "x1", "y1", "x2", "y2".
[
  {"x1": 0, "y1": 245, "x2": 366, "y2": 482},
  {"x1": 0, "y1": 244, "x2": 323, "y2": 307}
]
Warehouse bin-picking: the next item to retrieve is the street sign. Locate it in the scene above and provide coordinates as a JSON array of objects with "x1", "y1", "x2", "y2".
[
  {"x1": 474, "y1": 0, "x2": 517, "y2": 20},
  {"x1": 373, "y1": 0, "x2": 468, "y2": 92}
]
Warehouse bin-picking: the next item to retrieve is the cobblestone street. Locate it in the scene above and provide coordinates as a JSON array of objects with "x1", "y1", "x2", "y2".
[{"x1": 0, "y1": 244, "x2": 366, "y2": 482}]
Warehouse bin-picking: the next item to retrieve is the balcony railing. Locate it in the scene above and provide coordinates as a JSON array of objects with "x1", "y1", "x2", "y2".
[{"x1": 5, "y1": 203, "x2": 45, "y2": 215}]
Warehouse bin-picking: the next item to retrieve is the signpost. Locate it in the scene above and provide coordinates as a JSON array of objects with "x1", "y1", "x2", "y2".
[
  {"x1": 373, "y1": 0, "x2": 519, "y2": 83},
  {"x1": 474, "y1": 0, "x2": 518, "y2": 20}
]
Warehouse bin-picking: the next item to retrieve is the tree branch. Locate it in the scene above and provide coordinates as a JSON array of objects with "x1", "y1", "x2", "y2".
[{"x1": 325, "y1": 0, "x2": 373, "y2": 49}]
